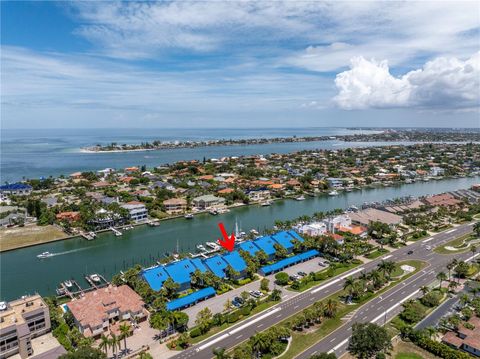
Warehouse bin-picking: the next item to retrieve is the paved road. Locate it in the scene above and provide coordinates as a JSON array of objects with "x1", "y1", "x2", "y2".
[
  {"x1": 415, "y1": 294, "x2": 460, "y2": 330},
  {"x1": 170, "y1": 223, "x2": 475, "y2": 359}
]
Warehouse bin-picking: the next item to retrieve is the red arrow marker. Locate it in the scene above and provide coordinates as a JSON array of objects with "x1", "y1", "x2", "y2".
[{"x1": 217, "y1": 222, "x2": 235, "y2": 252}]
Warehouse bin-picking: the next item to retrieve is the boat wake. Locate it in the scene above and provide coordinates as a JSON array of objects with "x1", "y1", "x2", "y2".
[{"x1": 37, "y1": 245, "x2": 103, "y2": 259}]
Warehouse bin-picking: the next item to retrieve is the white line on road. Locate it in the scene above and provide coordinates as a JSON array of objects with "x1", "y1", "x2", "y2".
[
  {"x1": 328, "y1": 338, "x2": 349, "y2": 353},
  {"x1": 196, "y1": 334, "x2": 229, "y2": 352},
  {"x1": 446, "y1": 229, "x2": 456, "y2": 234},
  {"x1": 383, "y1": 255, "x2": 392, "y2": 260},
  {"x1": 371, "y1": 289, "x2": 420, "y2": 324},
  {"x1": 229, "y1": 307, "x2": 281, "y2": 335},
  {"x1": 423, "y1": 238, "x2": 433, "y2": 243}
]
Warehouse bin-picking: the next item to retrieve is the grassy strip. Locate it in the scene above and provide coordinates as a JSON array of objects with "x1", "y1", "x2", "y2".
[
  {"x1": 366, "y1": 248, "x2": 389, "y2": 259},
  {"x1": 288, "y1": 262, "x2": 360, "y2": 292},
  {"x1": 189, "y1": 299, "x2": 279, "y2": 344},
  {"x1": 434, "y1": 233, "x2": 476, "y2": 254},
  {"x1": 278, "y1": 260, "x2": 427, "y2": 359}
]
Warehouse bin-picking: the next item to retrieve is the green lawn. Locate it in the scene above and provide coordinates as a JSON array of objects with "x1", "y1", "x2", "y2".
[
  {"x1": 434, "y1": 233, "x2": 476, "y2": 254},
  {"x1": 365, "y1": 248, "x2": 389, "y2": 259},
  {"x1": 396, "y1": 353, "x2": 424, "y2": 359}
]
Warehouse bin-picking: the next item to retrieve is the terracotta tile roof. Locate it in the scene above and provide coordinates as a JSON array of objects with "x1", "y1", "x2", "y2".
[
  {"x1": 68, "y1": 285, "x2": 145, "y2": 331},
  {"x1": 442, "y1": 331, "x2": 463, "y2": 348}
]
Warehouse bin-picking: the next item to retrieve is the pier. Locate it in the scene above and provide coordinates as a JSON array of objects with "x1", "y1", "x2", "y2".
[{"x1": 109, "y1": 227, "x2": 122, "y2": 236}]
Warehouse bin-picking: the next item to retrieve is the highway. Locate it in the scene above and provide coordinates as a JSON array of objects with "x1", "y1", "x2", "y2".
[{"x1": 170, "y1": 223, "x2": 475, "y2": 359}]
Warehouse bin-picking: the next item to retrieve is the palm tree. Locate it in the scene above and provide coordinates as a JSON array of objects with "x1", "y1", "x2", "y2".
[
  {"x1": 447, "y1": 259, "x2": 458, "y2": 281},
  {"x1": 420, "y1": 286, "x2": 430, "y2": 295},
  {"x1": 343, "y1": 277, "x2": 356, "y2": 301},
  {"x1": 474, "y1": 222, "x2": 480, "y2": 237},
  {"x1": 119, "y1": 322, "x2": 131, "y2": 352},
  {"x1": 436, "y1": 271, "x2": 447, "y2": 289},
  {"x1": 460, "y1": 294, "x2": 470, "y2": 308},
  {"x1": 109, "y1": 333, "x2": 120, "y2": 359},
  {"x1": 449, "y1": 281, "x2": 460, "y2": 292},
  {"x1": 324, "y1": 299, "x2": 338, "y2": 318},
  {"x1": 471, "y1": 244, "x2": 477, "y2": 256},
  {"x1": 99, "y1": 334, "x2": 109, "y2": 356}
]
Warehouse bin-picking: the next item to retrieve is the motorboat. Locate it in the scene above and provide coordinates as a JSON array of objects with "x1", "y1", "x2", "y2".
[
  {"x1": 90, "y1": 274, "x2": 101, "y2": 283},
  {"x1": 196, "y1": 244, "x2": 206, "y2": 251},
  {"x1": 206, "y1": 242, "x2": 220, "y2": 250},
  {"x1": 0, "y1": 302, "x2": 7, "y2": 311},
  {"x1": 295, "y1": 195, "x2": 306, "y2": 201},
  {"x1": 261, "y1": 200, "x2": 272, "y2": 206},
  {"x1": 209, "y1": 209, "x2": 218, "y2": 215},
  {"x1": 64, "y1": 280, "x2": 73, "y2": 288},
  {"x1": 37, "y1": 251, "x2": 54, "y2": 259},
  {"x1": 184, "y1": 213, "x2": 194, "y2": 219},
  {"x1": 88, "y1": 231, "x2": 97, "y2": 238},
  {"x1": 328, "y1": 190, "x2": 339, "y2": 196},
  {"x1": 250, "y1": 229, "x2": 259, "y2": 235}
]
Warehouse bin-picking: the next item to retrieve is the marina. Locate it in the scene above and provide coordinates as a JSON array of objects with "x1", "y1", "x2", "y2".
[{"x1": 1, "y1": 175, "x2": 479, "y2": 301}]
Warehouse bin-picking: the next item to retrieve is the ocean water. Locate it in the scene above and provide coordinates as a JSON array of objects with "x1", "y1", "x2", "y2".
[{"x1": 1, "y1": 128, "x2": 380, "y2": 182}]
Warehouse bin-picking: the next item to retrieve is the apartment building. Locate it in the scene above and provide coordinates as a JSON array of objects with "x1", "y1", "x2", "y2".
[{"x1": 0, "y1": 295, "x2": 51, "y2": 359}]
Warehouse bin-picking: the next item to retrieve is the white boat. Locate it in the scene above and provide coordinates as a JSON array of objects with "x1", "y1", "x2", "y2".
[
  {"x1": 250, "y1": 229, "x2": 259, "y2": 235},
  {"x1": 89, "y1": 231, "x2": 97, "y2": 238},
  {"x1": 196, "y1": 244, "x2": 206, "y2": 251},
  {"x1": 64, "y1": 280, "x2": 73, "y2": 288},
  {"x1": 261, "y1": 200, "x2": 272, "y2": 206},
  {"x1": 90, "y1": 274, "x2": 101, "y2": 283},
  {"x1": 209, "y1": 209, "x2": 218, "y2": 215},
  {"x1": 0, "y1": 302, "x2": 7, "y2": 311},
  {"x1": 206, "y1": 242, "x2": 220, "y2": 250},
  {"x1": 295, "y1": 195, "x2": 306, "y2": 201},
  {"x1": 184, "y1": 213, "x2": 194, "y2": 219},
  {"x1": 328, "y1": 190, "x2": 339, "y2": 196},
  {"x1": 37, "y1": 251, "x2": 54, "y2": 259}
]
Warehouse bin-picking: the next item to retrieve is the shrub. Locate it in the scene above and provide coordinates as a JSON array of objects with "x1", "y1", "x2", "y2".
[
  {"x1": 240, "y1": 305, "x2": 252, "y2": 316},
  {"x1": 228, "y1": 311, "x2": 240, "y2": 323},
  {"x1": 420, "y1": 291, "x2": 442, "y2": 307},
  {"x1": 189, "y1": 327, "x2": 202, "y2": 338},
  {"x1": 275, "y1": 272, "x2": 289, "y2": 286}
]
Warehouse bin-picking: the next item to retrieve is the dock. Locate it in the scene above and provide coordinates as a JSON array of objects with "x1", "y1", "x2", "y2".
[
  {"x1": 84, "y1": 273, "x2": 109, "y2": 289},
  {"x1": 110, "y1": 227, "x2": 122, "y2": 236}
]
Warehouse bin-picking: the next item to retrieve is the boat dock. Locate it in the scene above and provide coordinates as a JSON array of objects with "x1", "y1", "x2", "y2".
[
  {"x1": 110, "y1": 227, "x2": 122, "y2": 236},
  {"x1": 84, "y1": 273, "x2": 109, "y2": 289},
  {"x1": 80, "y1": 231, "x2": 96, "y2": 240},
  {"x1": 57, "y1": 274, "x2": 111, "y2": 299}
]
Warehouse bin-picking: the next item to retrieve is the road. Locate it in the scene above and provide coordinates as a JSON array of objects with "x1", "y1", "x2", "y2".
[{"x1": 170, "y1": 223, "x2": 475, "y2": 359}]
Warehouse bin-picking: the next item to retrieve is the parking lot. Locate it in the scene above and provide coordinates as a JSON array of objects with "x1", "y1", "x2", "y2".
[{"x1": 182, "y1": 256, "x2": 328, "y2": 326}]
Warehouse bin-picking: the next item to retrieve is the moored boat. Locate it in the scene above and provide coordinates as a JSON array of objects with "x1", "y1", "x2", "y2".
[
  {"x1": 184, "y1": 213, "x2": 194, "y2": 219},
  {"x1": 328, "y1": 190, "x2": 339, "y2": 196},
  {"x1": 295, "y1": 195, "x2": 306, "y2": 201}
]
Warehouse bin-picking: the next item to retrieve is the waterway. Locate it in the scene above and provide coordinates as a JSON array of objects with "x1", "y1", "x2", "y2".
[{"x1": 1, "y1": 176, "x2": 479, "y2": 300}]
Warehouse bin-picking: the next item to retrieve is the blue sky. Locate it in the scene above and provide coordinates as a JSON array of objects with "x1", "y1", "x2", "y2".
[{"x1": 1, "y1": 1, "x2": 479, "y2": 129}]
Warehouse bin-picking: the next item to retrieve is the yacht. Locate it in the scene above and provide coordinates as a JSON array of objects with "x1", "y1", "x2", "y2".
[
  {"x1": 206, "y1": 242, "x2": 220, "y2": 250},
  {"x1": 295, "y1": 195, "x2": 306, "y2": 201},
  {"x1": 90, "y1": 274, "x2": 101, "y2": 283},
  {"x1": 184, "y1": 213, "x2": 194, "y2": 219},
  {"x1": 328, "y1": 190, "x2": 339, "y2": 196},
  {"x1": 37, "y1": 251, "x2": 54, "y2": 259},
  {"x1": 196, "y1": 244, "x2": 206, "y2": 251},
  {"x1": 209, "y1": 209, "x2": 218, "y2": 215},
  {"x1": 261, "y1": 200, "x2": 272, "y2": 206},
  {"x1": 250, "y1": 229, "x2": 259, "y2": 235},
  {"x1": 0, "y1": 302, "x2": 7, "y2": 311},
  {"x1": 64, "y1": 280, "x2": 73, "y2": 288}
]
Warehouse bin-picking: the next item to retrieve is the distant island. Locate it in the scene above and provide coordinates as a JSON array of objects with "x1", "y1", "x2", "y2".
[{"x1": 82, "y1": 129, "x2": 480, "y2": 153}]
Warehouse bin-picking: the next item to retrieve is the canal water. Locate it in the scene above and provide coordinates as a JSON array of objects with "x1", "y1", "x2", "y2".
[{"x1": 1, "y1": 176, "x2": 479, "y2": 300}]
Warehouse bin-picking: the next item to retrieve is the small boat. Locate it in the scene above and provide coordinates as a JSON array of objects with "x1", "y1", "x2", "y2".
[
  {"x1": 184, "y1": 213, "x2": 194, "y2": 219},
  {"x1": 261, "y1": 200, "x2": 272, "y2": 206},
  {"x1": 209, "y1": 209, "x2": 218, "y2": 215},
  {"x1": 206, "y1": 242, "x2": 220, "y2": 250},
  {"x1": 37, "y1": 251, "x2": 54, "y2": 259},
  {"x1": 295, "y1": 195, "x2": 306, "y2": 201},
  {"x1": 0, "y1": 302, "x2": 7, "y2": 311},
  {"x1": 250, "y1": 229, "x2": 259, "y2": 235},
  {"x1": 328, "y1": 190, "x2": 339, "y2": 196},
  {"x1": 64, "y1": 280, "x2": 73, "y2": 288},
  {"x1": 196, "y1": 244, "x2": 206, "y2": 251},
  {"x1": 90, "y1": 274, "x2": 101, "y2": 283}
]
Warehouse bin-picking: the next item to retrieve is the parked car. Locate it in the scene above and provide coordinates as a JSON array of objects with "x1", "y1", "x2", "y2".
[
  {"x1": 407, "y1": 250, "x2": 414, "y2": 255},
  {"x1": 234, "y1": 296, "x2": 244, "y2": 304},
  {"x1": 318, "y1": 262, "x2": 326, "y2": 267},
  {"x1": 298, "y1": 271, "x2": 307, "y2": 277},
  {"x1": 249, "y1": 290, "x2": 261, "y2": 298}
]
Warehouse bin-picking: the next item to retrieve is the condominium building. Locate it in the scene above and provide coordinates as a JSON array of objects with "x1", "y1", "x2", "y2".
[{"x1": 0, "y1": 295, "x2": 51, "y2": 359}]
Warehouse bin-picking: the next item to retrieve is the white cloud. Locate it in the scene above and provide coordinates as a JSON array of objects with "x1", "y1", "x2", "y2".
[{"x1": 333, "y1": 52, "x2": 480, "y2": 111}]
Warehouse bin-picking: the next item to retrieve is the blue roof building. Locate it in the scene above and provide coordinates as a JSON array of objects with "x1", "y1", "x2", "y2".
[
  {"x1": 260, "y1": 249, "x2": 319, "y2": 276},
  {"x1": 0, "y1": 183, "x2": 32, "y2": 195},
  {"x1": 166, "y1": 287, "x2": 216, "y2": 311},
  {"x1": 222, "y1": 251, "x2": 247, "y2": 278},
  {"x1": 238, "y1": 241, "x2": 261, "y2": 257},
  {"x1": 204, "y1": 255, "x2": 228, "y2": 278},
  {"x1": 271, "y1": 231, "x2": 296, "y2": 252},
  {"x1": 164, "y1": 259, "x2": 199, "y2": 291},
  {"x1": 254, "y1": 236, "x2": 277, "y2": 260},
  {"x1": 191, "y1": 258, "x2": 208, "y2": 273},
  {"x1": 141, "y1": 266, "x2": 169, "y2": 291},
  {"x1": 287, "y1": 230, "x2": 304, "y2": 242}
]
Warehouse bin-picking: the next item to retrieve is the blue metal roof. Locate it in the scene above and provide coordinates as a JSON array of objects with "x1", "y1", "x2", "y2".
[
  {"x1": 254, "y1": 236, "x2": 277, "y2": 256},
  {"x1": 222, "y1": 251, "x2": 247, "y2": 273},
  {"x1": 287, "y1": 230, "x2": 304, "y2": 242},
  {"x1": 164, "y1": 259, "x2": 198, "y2": 286},
  {"x1": 238, "y1": 241, "x2": 261, "y2": 256},
  {"x1": 166, "y1": 287, "x2": 216, "y2": 311},
  {"x1": 191, "y1": 258, "x2": 208, "y2": 273},
  {"x1": 0, "y1": 183, "x2": 32, "y2": 191},
  {"x1": 203, "y1": 255, "x2": 228, "y2": 278},
  {"x1": 141, "y1": 266, "x2": 169, "y2": 291},
  {"x1": 271, "y1": 231, "x2": 295, "y2": 250},
  {"x1": 260, "y1": 249, "x2": 319, "y2": 275}
]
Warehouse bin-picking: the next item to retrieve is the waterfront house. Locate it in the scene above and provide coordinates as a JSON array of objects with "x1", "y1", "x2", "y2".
[
  {"x1": 430, "y1": 166, "x2": 445, "y2": 177},
  {"x1": 121, "y1": 201, "x2": 148, "y2": 222},
  {"x1": 0, "y1": 295, "x2": 55, "y2": 359},
  {"x1": 41, "y1": 196, "x2": 57, "y2": 208},
  {"x1": 0, "y1": 183, "x2": 32, "y2": 197},
  {"x1": 56, "y1": 211, "x2": 81, "y2": 223},
  {"x1": 253, "y1": 236, "x2": 277, "y2": 260},
  {"x1": 326, "y1": 178, "x2": 344, "y2": 189},
  {"x1": 246, "y1": 189, "x2": 270, "y2": 202},
  {"x1": 221, "y1": 251, "x2": 247, "y2": 279},
  {"x1": 67, "y1": 285, "x2": 147, "y2": 339},
  {"x1": 348, "y1": 208, "x2": 403, "y2": 227},
  {"x1": 423, "y1": 193, "x2": 462, "y2": 208},
  {"x1": 164, "y1": 259, "x2": 207, "y2": 291},
  {"x1": 238, "y1": 241, "x2": 261, "y2": 257},
  {"x1": 203, "y1": 255, "x2": 229, "y2": 278},
  {"x1": 298, "y1": 222, "x2": 328, "y2": 237},
  {"x1": 163, "y1": 198, "x2": 187, "y2": 214},
  {"x1": 192, "y1": 195, "x2": 225, "y2": 210}
]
